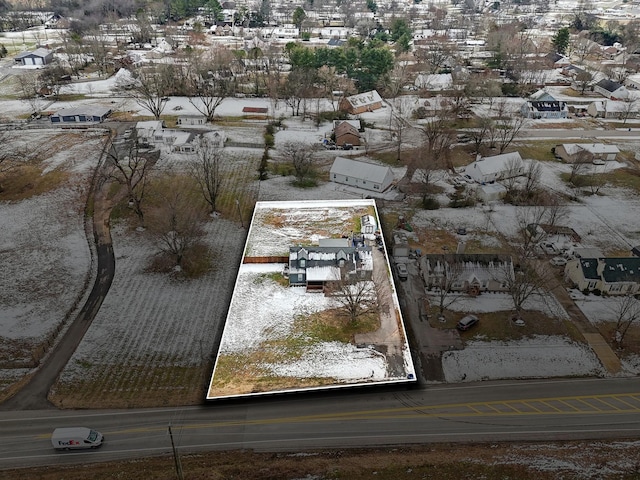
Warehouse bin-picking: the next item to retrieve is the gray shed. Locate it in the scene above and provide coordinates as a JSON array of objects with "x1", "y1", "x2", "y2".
[
  {"x1": 15, "y1": 48, "x2": 53, "y2": 66},
  {"x1": 330, "y1": 157, "x2": 394, "y2": 192}
]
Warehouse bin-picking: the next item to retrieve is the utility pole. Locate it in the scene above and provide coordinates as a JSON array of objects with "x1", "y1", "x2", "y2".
[{"x1": 168, "y1": 425, "x2": 184, "y2": 480}]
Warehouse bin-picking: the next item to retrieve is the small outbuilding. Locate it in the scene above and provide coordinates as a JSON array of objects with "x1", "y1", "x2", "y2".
[
  {"x1": 464, "y1": 152, "x2": 524, "y2": 184},
  {"x1": 476, "y1": 183, "x2": 507, "y2": 202},
  {"x1": 330, "y1": 157, "x2": 394, "y2": 192}
]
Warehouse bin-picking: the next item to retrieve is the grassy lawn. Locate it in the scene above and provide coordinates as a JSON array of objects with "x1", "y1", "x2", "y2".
[
  {"x1": 428, "y1": 307, "x2": 584, "y2": 343},
  {"x1": 0, "y1": 165, "x2": 69, "y2": 201},
  {"x1": 593, "y1": 321, "x2": 640, "y2": 357},
  {"x1": 604, "y1": 167, "x2": 640, "y2": 194}
]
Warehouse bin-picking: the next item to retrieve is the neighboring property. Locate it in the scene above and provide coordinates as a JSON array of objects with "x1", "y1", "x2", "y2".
[
  {"x1": 594, "y1": 78, "x2": 629, "y2": 100},
  {"x1": 414, "y1": 73, "x2": 453, "y2": 91},
  {"x1": 177, "y1": 115, "x2": 207, "y2": 126},
  {"x1": 565, "y1": 257, "x2": 640, "y2": 295},
  {"x1": 464, "y1": 152, "x2": 524, "y2": 184},
  {"x1": 330, "y1": 157, "x2": 394, "y2": 192},
  {"x1": 339, "y1": 90, "x2": 383, "y2": 114},
  {"x1": 50, "y1": 106, "x2": 112, "y2": 124},
  {"x1": 333, "y1": 120, "x2": 362, "y2": 147},
  {"x1": 545, "y1": 52, "x2": 571, "y2": 68},
  {"x1": 520, "y1": 100, "x2": 568, "y2": 119},
  {"x1": 587, "y1": 100, "x2": 637, "y2": 119},
  {"x1": 554, "y1": 143, "x2": 620, "y2": 162},
  {"x1": 135, "y1": 120, "x2": 222, "y2": 153},
  {"x1": 421, "y1": 253, "x2": 514, "y2": 295},
  {"x1": 288, "y1": 245, "x2": 373, "y2": 291},
  {"x1": 14, "y1": 47, "x2": 53, "y2": 66},
  {"x1": 476, "y1": 183, "x2": 507, "y2": 203}
]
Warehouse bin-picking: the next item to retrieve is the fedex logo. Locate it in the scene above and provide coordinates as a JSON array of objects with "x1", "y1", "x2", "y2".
[{"x1": 58, "y1": 440, "x2": 80, "y2": 446}]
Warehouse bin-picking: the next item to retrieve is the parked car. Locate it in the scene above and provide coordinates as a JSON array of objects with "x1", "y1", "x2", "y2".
[
  {"x1": 396, "y1": 263, "x2": 408, "y2": 280},
  {"x1": 342, "y1": 143, "x2": 354, "y2": 150},
  {"x1": 550, "y1": 256, "x2": 568, "y2": 266},
  {"x1": 540, "y1": 242, "x2": 557, "y2": 255},
  {"x1": 456, "y1": 227, "x2": 467, "y2": 235},
  {"x1": 456, "y1": 315, "x2": 479, "y2": 331},
  {"x1": 592, "y1": 159, "x2": 606, "y2": 165}
]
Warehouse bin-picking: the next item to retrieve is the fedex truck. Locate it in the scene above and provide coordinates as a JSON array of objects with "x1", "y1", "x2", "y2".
[{"x1": 51, "y1": 427, "x2": 104, "y2": 450}]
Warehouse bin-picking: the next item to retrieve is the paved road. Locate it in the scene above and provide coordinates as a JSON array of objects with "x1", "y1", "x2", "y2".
[{"x1": 1, "y1": 377, "x2": 639, "y2": 470}]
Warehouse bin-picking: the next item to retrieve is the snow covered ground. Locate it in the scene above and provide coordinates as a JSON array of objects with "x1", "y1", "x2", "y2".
[{"x1": 208, "y1": 200, "x2": 415, "y2": 399}]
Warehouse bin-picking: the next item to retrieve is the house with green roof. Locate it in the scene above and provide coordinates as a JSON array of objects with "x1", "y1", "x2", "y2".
[{"x1": 565, "y1": 257, "x2": 640, "y2": 295}]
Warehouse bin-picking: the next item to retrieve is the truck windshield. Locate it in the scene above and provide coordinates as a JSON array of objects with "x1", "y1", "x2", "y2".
[{"x1": 88, "y1": 430, "x2": 99, "y2": 442}]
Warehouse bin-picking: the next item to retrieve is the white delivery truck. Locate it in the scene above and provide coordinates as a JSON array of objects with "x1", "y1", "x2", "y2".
[{"x1": 51, "y1": 427, "x2": 104, "y2": 450}]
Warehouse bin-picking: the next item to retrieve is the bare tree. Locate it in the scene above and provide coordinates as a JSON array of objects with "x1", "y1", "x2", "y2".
[
  {"x1": 105, "y1": 132, "x2": 159, "y2": 226},
  {"x1": 189, "y1": 134, "x2": 224, "y2": 213},
  {"x1": 16, "y1": 71, "x2": 46, "y2": 115},
  {"x1": 187, "y1": 49, "x2": 236, "y2": 122},
  {"x1": 521, "y1": 161, "x2": 543, "y2": 199},
  {"x1": 621, "y1": 98, "x2": 638, "y2": 124},
  {"x1": 495, "y1": 115, "x2": 527, "y2": 154},
  {"x1": 426, "y1": 255, "x2": 465, "y2": 317},
  {"x1": 574, "y1": 70, "x2": 594, "y2": 95},
  {"x1": 499, "y1": 256, "x2": 549, "y2": 318},
  {"x1": 326, "y1": 265, "x2": 379, "y2": 323},
  {"x1": 147, "y1": 179, "x2": 207, "y2": 268},
  {"x1": 128, "y1": 64, "x2": 173, "y2": 120},
  {"x1": 280, "y1": 141, "x2": 317, "y2": 184},
  {"x1": 610, "y1": 294, "x2": 640, "y2": 346}
]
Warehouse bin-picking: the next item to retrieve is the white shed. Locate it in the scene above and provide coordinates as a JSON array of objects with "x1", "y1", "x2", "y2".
[
  {"x1": 464, "y1": 152, "x2": 524, "y2": 184},
  {"x1": 330, "y1": 157, "x2": 394, "y2": 192},
  {"x1": 476, "y1": 183, "x2": 507, "y2": 202}
]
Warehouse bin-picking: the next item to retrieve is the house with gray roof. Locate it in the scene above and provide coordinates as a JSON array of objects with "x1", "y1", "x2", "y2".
[
  {"x1": 565, "y1": 257, "x2": 640, "y2": 295},
  {"x1": 520, "y1": 100, "x2": 568, "y2": 119},
  {"x1": 330, "y1": 157, "x2": 394, "y2": 192},
  {"x1": 554, "y1": 143, "x2": 620, "y2": 162},
  {"x1": 464, "y1": 152, "x2": 524, "y2": 184},
  {"x1": 421, "y1": 254, "x2": 514, "y2": 294},
  {"x1": 50, "y1": 106, "x2": 112, "y2": 123},
  {"x1": 288, "y1": 245, "x2": 373, "y2": 291},
  {"x1": 594, "y1": 78, "x2": 629, "y2": 100}
]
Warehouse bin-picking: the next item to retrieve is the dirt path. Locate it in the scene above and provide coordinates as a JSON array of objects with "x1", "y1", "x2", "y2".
[
  {"x1": 0, "y1": 132, "x2": 117, "y2": 410},
  {"x1": 354, "y1": 248, "x2": 405, "y2": 377}
]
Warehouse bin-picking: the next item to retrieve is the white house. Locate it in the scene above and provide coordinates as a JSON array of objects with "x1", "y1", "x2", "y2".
[
  {"x1": 330, "y1": 157, "x2": 394, "y2": 192},
  {"x1": 587, "y1": 100, "x2": 637, "y2": 119},
  {"x1": 464, "y1": 152, "x2": 524, "y2": 184},
  {"x1": 594, "y1": 78, "x2": 629, "y2": 100},
  {"x1": 565, "y1": 257, "x2": 640, "y2": 295},
  {"x1": 554, "y1": 143, "x2": 620, "y2": 162}
]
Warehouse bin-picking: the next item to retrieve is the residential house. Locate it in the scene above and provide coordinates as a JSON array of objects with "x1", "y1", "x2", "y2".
[
  {"x1": 135, "y1": 120, "x2": 217, "y2": 153},
  {"x1": 594, "y1": 78, "x2": 629, "y2": 100},
  {"x1": 177, "y1": 115, "x2": 207, "y2": 126},
  {"x1": 464, "y1": 152, "x2": 524, "y2": 184},
  {"x1": 14, "y1": 47, "x2": 53, "y2": 66},
  {"x1": 565, "y1": 257, "x2": 640, "y2": 295},
  {"x1": 520, "y1": 100, "x2": 568, "y2": 119},
  {"x1": 50, "y1": 106, "x2": 112, "y2": 124},
  {"x1": 625, "y1": 73, "x2": 640, "y2": 90},
  {"x1": 414, "y1": 73, "x2": 453, "y2": 91},
  {"x1": 330, "y1": 157, "x2": 394, "y2": 192},
  {"x1": 333, "y1": 120, "x2": 362, "y2": 147},
  {"x1": 529, "y1": 89, "x2": 558, "y2": 102},
  {"x1": 545, "y1": 52, "x2": 571, "y2": 68},
  {"x1": 587, "y1": 100, "x2": 637, "y2": 119},
  {"x1": 421, "y1": 253, "x2": 514, "y2": 295},
  {"x1": 339, "y1": 90, "x2": 383, "y2": 114},
  {"x1": 135, "y1": 120, "x2": 165, "y2": 144},
  {"x1": 554, "y1": 143, "x2": 620, "y2": 162},
  {"x1": 561, "y1": 64, "x2": 588, "y2": 79},
  {"x1": 288, "y1": 245, "x2": 373, "y2": 291}
]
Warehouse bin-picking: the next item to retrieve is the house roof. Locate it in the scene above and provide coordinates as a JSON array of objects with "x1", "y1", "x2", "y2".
[
  {"x1": 242, "y1": 106, "x2": 268, "y2": 113},
  {"x1": 330, "y1": 157, "x2": 393, "y2": 185},
  {"x1": 530, "y1": 89, "x2": 557, "y2": 102},
  {"x1": 599, "y1": 257, "x2": 640, "y2": 283},
  {"x1": 596, "y1": 78, "x2": 624, "y2": 93},
  {"x1": 136, "y1": 120, "x2": 164, "y2": 131},
  {"x1": 560, "y1": 143, "x2": 620, "y2": 155},
  {"x1": 343, "y1": 90, "x2": 382, "y2": 109},
  {"x1": 15, "y1": 47, "x2": 52, "y2": 59},
  {"x1": 332, "y1": 119, "x2": 361, "y2": 130},
  {"x1": 334, "y1": 121, "x2": 360, "y2": 137},
  {"x1": 529, "y1": 101, "x2": 566, "y2": 112},
  {"x1": 52, "y1": 106, "x2": 111, "y2": 117},
  {"x1": 468, "y1": 152, "x2": 523, "y2": 177},
  {"x1": 577, "y1": 258, "x2": 600, "y2": 280}
]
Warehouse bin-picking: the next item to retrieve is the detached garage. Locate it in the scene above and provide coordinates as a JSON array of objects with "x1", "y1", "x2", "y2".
[
  {"x1": 15, "y1": 48, "x2": 53, "y2": 66},
  {"x1": 330, "y1": 157, "x2": 394, "y2": 192}
]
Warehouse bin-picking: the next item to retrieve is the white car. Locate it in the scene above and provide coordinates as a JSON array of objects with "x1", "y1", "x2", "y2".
[
  {"x1": 592, "y1": 159, "x2": 606, "y2": 166},
  {"x1": 550, "y1": 256, "x2": 568, "y2": 266}
]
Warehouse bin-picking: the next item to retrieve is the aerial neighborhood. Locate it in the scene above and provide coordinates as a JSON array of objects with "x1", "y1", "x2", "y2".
[{"x1": 1, "y1": 0, "x2": 640, "y2": 476}]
